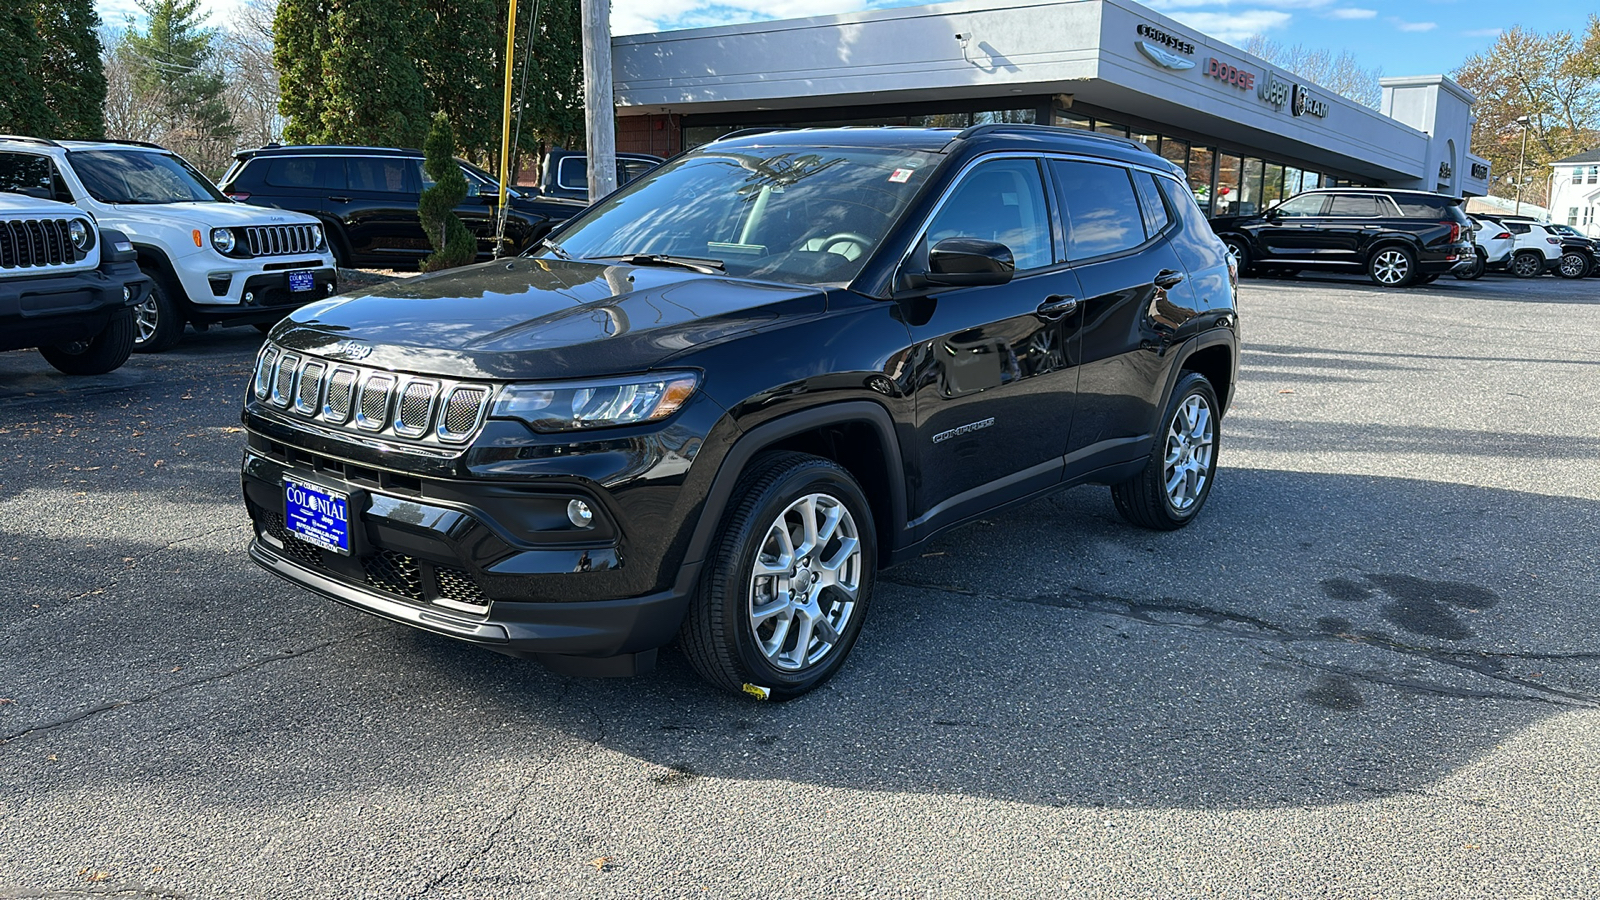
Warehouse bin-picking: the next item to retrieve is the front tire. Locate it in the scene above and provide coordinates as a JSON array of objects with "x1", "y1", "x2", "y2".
[
  {"x1": 38, "y1": 307, "x2": 136, "y2": 375},
  {"x1": 132, "y1": 269, "x2": 184, "y2": 353},
  {"x1": 1111, "y1": 372, "x2": 1220, "y2": 531},
  {"x1": 1558, "y1": 251, "x2": 1591, "y2": 279},
  {"x1": 681, "y1": 452, "x2": 876, "y2": 700},
  {"x1": 1367, "y1": 246, "x2": 1417, "y2": 287}
]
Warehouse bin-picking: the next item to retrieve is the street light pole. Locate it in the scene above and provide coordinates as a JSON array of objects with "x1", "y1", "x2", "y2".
[{"x1": 1514, "y1": 115, "x2": 1530, "y2": 216}]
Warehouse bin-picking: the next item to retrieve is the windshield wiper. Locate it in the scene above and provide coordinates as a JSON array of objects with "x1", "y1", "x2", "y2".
[
  {"x1": 599, "y1": 253, "x2": 726, "y2": 274},
  {"x1": 537, "y1": 238, "x2": 572, "y2": 260}
]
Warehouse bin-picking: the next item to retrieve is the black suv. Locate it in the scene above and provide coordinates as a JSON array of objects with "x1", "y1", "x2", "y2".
[
  {"x1": 1211, "y1": 187, "x2": 1473, "y2": 287},
  {"x1": 241, "y1": 125, "x2": 1240, "y2": 698},
  {"x1": 219, "y1": 145, "x2": 586, "y2": 268}
]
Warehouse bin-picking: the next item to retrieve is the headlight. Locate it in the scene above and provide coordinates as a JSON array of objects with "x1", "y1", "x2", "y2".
[
  {"x1": 211, "y1": 228, "x2": 236, "y2": 254},
  {"x1": 68, "y1": 219, "x2": 91, "y2": 251},
  {"x1": 313, "y1": 226, "x2": 326, "y2": 250},
  {"x1": 491, "y1": 372, "x2": 698, "y2": 432}
]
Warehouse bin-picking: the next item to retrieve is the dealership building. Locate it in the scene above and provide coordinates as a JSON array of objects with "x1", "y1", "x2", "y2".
[{"x1": 609, "y1": 0, "x2": 1490, "y2": 217}]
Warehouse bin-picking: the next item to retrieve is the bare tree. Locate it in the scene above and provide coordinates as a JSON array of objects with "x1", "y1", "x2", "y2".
[
  {"x1": 219, "y1": 0, "x2": 281, "y2": 149},
  {"x1": 101, "y1": 40, "x2": 164, "y2": 142},
  {"x1": 1242, "y1": 36, "x2": 1383, "y2": 109}
]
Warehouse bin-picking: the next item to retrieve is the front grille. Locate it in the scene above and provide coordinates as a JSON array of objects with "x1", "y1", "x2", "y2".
[
  {"x1": 0, "y1": 218, "x2": 78, "y2": 269},
  {"x1": 253, "y1": 343, "x2": 494, "y2": 446},
  {"x1": 435, "y1": 565, "x2": 489, "y2": 610},
  {"x1": 364, "y1": 550, "x2": 424, "y2": 601},
  {"x1": 257, "y1": 511, "x2": 327, "y2": 571},
  {"x1": 242, "y1": 224, "x2": 321, "y2": 258}
]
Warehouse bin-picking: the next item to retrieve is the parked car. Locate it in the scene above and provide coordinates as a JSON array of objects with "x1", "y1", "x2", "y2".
[
  {"x1": 219, "y1": 145, "x2": 657, "y2": 269},
  {"x1": 0, "y1": 192, "x2": 149, "y2": 374},
  {"x1": 1210, "y1": 187, "x2": 1473, "y2": 287},
  {"x1": 241, "y1": 124, "x2": 1240, "y2": 697},
  {"x1": 525, "y1": 147, "x2": 663, "y2": 201},
  {"x1": 0, "y1": 136, "x2": 338, "y2": 352},
  {"x1": 1542, "y1": 222, "x2": 1598, "y2": 278},
  {"x1": 1483, "y1": 218, "x2": 1564, "y2": 278},
  {"x1": 1454, "y1": 215, "x2": 1514, "y2": 280}
]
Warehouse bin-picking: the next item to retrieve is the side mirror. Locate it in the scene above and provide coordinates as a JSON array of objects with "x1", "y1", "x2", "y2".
[{"x1": 905, "y1": 238, "x2": 1015, "y2": 289}]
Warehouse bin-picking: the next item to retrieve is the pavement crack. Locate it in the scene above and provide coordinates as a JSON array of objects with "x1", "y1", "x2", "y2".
[
  {"x1": 412, "y1": 680, "x2": 576, "y2": 898},
  {"x1": 1264, "y1": 649, "x2": 1598, "y2": 708},
  {"x1": 0, "y1": 631, "x2": 380, "y2": 745}
]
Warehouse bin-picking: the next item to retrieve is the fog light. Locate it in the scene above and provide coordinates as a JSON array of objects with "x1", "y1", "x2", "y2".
[
  {"x1": 244, "y1": 291, "x2": 254, "y2": 303},
  {"x1": 567, "y1": 499, "x2": 594, "y2": 528},
  {"x1": 123, "y1": 286, "x2": 131, "y2": 301}
]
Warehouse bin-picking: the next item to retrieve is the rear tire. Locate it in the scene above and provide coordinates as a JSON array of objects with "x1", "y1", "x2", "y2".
[
  {"x1": 1222, "y1": 236, "x2": 1251, "y2": 276},
  {"x1": 1453, "y1": 249, "x2": 1486, "y2": 280},
  {"x1": 680, "y1": 452, "x2": 876, "y2": 700},
  {"x1": 1510, "y1": 251, "x2": 1546, "y2": 278},
  {"x1": 132, "y1": 268, "x2": 184, "y2": 353},
  {"x1": 38, "y1": 307, "x2": 136, "y2": 375},
  {"x1": 1367, "y1": 246, "x2": 1417, "y2": 287},
  {"x1": 1111, "y1": 372, "x2": 1220, "y2": 531}
]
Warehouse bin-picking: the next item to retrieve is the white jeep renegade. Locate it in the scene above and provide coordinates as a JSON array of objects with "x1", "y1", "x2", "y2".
[{"x1": 0, "y1": 136, "x2": 338, "y2": 351}]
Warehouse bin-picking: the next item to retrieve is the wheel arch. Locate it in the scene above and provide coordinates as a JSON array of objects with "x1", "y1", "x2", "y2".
[
  {"x1": 131, "y1": 244, "x2": 189, "y2": 307},
  {"x1": 1178, "y1": 339, "x2": 1236, "y2": 415},
  {"x1": 679, "y1": 401, "x2": 909, "y2": 580}
]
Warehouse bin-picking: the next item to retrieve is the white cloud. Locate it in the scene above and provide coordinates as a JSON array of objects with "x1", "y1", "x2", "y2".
[
  {"x1": 1390, "y1": 18, "x2": 1438, "y2": 33},
  {"x1": 1157, "y1": 10, "x2": 1293, "y2": 43},
  {"x1": 1327, "y1": 7, "x2": 1377, "y2": 19},
  {"x1": 613, "y1": 0, "x2": 873, "y2": 35},
  {"x1": 96, "y1": 0, "x2": 247, "y2": 30}
]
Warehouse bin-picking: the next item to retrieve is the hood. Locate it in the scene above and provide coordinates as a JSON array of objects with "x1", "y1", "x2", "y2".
[
  {"x1": 108, "y1": 200, "x2": 323, "y2": 229},
  {"x1": 274, "y1": 257, "x2": 828, "y2": 380},
  {"x1": 0, "y1": 192, "x2": 87, "y2": 218}
]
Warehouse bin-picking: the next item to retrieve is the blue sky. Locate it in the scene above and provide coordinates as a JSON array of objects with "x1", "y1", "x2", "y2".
[{"x1": 95, "y1": 0, "x2": 1576, "y2": 81}]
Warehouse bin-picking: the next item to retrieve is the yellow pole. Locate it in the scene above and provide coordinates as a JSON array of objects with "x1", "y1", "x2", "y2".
[{"x1": 496, "y1": 0, "x2": 519, "y2": 249}]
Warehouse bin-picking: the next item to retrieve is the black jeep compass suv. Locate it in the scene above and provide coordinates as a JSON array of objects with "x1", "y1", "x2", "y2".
[{"x1": 241, "y1": 125, "x2": 1240, "y2": 698}]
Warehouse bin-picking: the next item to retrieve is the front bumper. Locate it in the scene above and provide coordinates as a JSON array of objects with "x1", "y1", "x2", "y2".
[
  {"x1": 240, "y1": 444, "x2": 693, "y2": 671},
  {"x1": 0, "y1": 264, "x2": 145, "y2": 352},
  {"x1": 188, "y1": 266, "x2": 339, "y2": 324}
]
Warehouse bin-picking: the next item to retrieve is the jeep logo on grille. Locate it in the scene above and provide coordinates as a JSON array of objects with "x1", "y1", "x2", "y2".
[{"x1": 325, "y1": 339, "x2": 373, "y2": 361}]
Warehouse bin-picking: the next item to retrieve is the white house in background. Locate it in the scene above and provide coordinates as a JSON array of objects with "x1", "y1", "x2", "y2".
[{"x1": 1549, "y1": 149, "x2": 1600, "y2": 237}]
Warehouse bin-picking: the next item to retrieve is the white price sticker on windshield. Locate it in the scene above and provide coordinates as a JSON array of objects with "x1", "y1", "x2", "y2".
[{"x1": 889, "y1": 169, "x2": 914, "y2": 183}]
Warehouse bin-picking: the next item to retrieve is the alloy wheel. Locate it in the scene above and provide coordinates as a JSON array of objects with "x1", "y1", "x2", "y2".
[
  {"x1": 1371, "y1": 250, "x2": 1410, "y2": 285},
  {"x1": 1163, "y1": 393, "x2": 1214, "y2": 512},
  {"x1": 133, "y1": 295, "x2": 160, "y2": 345},
  {"x1": 1560, "y1": 253, "x2": 1588, "y2": 278},
  {"x1": 745, "y1": 492, "x2": 862, "y2": 672}
]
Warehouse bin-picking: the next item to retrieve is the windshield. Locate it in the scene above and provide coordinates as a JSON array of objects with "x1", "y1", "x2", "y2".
[
  {"x1": 542, "y1": 146, "x2": 939, "y2": 286},
  {"x1": 70, "y1": 149, "x2": 229, "y2": 204}
]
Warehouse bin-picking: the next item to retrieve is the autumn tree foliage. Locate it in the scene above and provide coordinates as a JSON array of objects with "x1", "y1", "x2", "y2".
[
  {"x1": 1242, "y1": 36, "x2": 1382, "y2": 109},
  {"x1": 1453, "y1": 18, "x2": 1600, "y2": 208}
]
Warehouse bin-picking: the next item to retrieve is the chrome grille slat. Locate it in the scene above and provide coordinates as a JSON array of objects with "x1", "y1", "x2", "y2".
[
  {"x1": 241, "y1": 224, "x2": 319, "y2": 258},
  {"x1": 256, "y1": 344, "x2": 493, "y2": 444}
]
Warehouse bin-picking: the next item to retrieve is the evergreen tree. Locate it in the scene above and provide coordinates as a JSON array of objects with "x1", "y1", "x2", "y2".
[
  {"x1": 420, "y1": 0, "x2": 499, "y2": 157},
  {"x1": 520, "y1": 0, "x2": 584, "y2": 152},
  {"x1": 418, "y1": 112, "x2": 476, "y2": 272},
  {"x1": 273, "y1": 0, "x2": 328, "y2": 144},
  {"x1": 32, "y1": 0, "x2": 107, "y2": 139},
  {"x1": 317, "y1": 0, "x2": 427, "y2": 147},
  {"x1": 0, "y1": 7, "x2": 58, "y2": 136},
  {"x1": 120, "y1": 0, "x2": 237, "y2": 171}
]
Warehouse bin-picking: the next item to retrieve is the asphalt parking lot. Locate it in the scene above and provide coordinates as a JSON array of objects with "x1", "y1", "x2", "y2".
[{"x1": 2, "y1": 270, "x2": 1598, "y2": 899}]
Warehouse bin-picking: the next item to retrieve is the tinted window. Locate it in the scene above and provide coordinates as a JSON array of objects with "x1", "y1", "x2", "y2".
[
  {"x1": 1326, "y1": 194, "x2": 1385, "y2": 217},
  {"x1": 265, "y1": 158, "x2": 323, "y2": 189},
  {"x1": 1274, "y1": 194, "x2": 1326, "y2": 217},
  {"x1": 0, "y1": 153, "x2": 70, "y2": 202},
  {"x1": 619, "y1": 159, "x2": 657, "y2": 185},
  {"x1": 927, "y1": 158, "x2": 1053, "y2": 270},
  {"x1": 1157, "y1": 175, "x2": 1229, "y2": 276},
  {"x1": 1133, "y1": 171, "x2": 1171, "y2": 236},
  {"x1": 1050, "y1": 160, "x2": 1144, "y2": 259},
  {"x1": 347, "y1": 158, "x2": 415, "y2": 194}
]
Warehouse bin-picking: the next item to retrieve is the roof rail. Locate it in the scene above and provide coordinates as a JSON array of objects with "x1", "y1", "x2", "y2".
[
  {"x1": 953, "y1": 122, "x2": 1157, "y2": 154},
  {"x1": 0, "y1": 135, "x2": 64, "y2": 147},
  {"x1": 87, "y1": 138, "x2": 169, "y2": 150},
  {"x1": 709, "y1": 127, "x2": 789, "y2": 143}
]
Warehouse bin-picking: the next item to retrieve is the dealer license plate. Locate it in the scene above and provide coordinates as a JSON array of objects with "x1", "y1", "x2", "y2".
[
  {"x1": 288, "y1": 270, "x2": 315, "y2": 292},
  {"x1": 283, "y1": 476, "x2": 351, "y2": 555}
]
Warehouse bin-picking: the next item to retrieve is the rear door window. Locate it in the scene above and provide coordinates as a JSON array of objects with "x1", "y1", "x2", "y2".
[
  {"x1": 0, "y1": 152, "x2": 74, "y2": 203},
  {"x1": 266, "y1": 158, "x2": 329, "y2": 190},
  {"x1": 1049, "y1": 160, "x2": 1145, "y2": 260},
  {"x1": 347, "y1": 158, "x2": 417, "y2": 195}
]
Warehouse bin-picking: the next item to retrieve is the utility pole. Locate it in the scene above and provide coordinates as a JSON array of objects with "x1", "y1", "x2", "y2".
[
  {"x1": 582, "y1": 0, "x2": 617, "y2": 202},
  {"x1": 1514, "y1": 115, "x2": 1530, "y2": 217}
]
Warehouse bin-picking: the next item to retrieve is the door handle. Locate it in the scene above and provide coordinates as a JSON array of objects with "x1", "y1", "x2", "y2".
[
  {"x1": 1153, "y1": 269, "x2": 1186, "y2": 289},
  {"x1": 327, "y1": 196, "x2": 352, "y2": 203},
  {"x1": 1035, "y1": 295, "x2": 1079, "y2": 319}
]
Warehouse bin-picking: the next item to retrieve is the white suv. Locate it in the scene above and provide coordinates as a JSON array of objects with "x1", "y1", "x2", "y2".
[
  {"x1": 1488, "y1": 218, "x2": 1562, "y2": 278},
  {"x1": 0, "y1": 137, "x2": 338, "y2": 351},
  {"x1": 1455, "y1": 216, "x2": 1515, "y2": 280}
]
